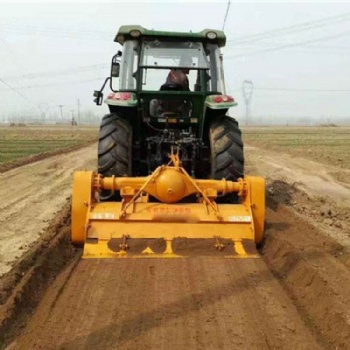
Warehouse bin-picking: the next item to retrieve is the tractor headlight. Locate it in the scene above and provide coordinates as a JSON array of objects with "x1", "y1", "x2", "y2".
[
  {"x1": 206, "y1": 31, "x2": 217, "y2": 40},
  {"x1": 130, "y1": 29, "x2": 141, "y2": 38}
]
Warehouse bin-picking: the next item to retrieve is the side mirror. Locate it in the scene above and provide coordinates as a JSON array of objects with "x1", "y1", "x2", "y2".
[
  {"x1": 111, "y1": 51, "x2": 122, "y2": 78},
  {"x1": 93, "y1": 90, "x2": 103, "y2": 105},
  {"x1": 111, "y1": 62, "x2": 120, "y2": 78}
]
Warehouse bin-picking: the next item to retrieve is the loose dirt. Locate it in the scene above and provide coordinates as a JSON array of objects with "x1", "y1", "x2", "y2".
[
  {"x1": 1, "y1": 138, "x2": 350, "y2": 349},
  {"x1": 5, "y1": 258, "x2": 323, "y2": 350},
  {"x1": 246, "y1": 144, "x2": 350, "y2": 247},
  {"x1": 246, "y1": 143, "x2": 350, "y2": 349},
  {"x1": 0, "y1": 202, "x2": 80, "y2": 347},
  {"x1": 0, "y1": 144, "x2": 96, "y2": 276}
]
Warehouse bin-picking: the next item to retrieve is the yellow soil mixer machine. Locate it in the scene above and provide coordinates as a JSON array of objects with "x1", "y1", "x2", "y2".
[{"x1": 71, "y1": 153, "x2": 265, "y2": 258}]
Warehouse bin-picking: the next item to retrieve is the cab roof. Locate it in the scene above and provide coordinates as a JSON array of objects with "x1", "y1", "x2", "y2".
[{"x1": 114, "y1": 25, "x2": 226, "y2": 47}]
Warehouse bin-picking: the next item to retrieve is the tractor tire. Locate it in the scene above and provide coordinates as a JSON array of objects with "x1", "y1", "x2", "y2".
[
  {"x1": 210, "y1": 116, "x2": 244, "y2": 202},
  {"x1": 98, "y1": 113, "x2": 132, "y2": 201}
]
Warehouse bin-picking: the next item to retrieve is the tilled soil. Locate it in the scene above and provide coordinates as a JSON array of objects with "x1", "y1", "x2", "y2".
[
  {"x1": 1, "y1": 140, "x2": 350, "y2": 349},
  {"x1": 0, "y1": 144, "x2": 96, "y2": 276},
  {"x1": 0, "y1": 202, "x2": 80, "y2": 347},
  {"x1": 4, "y1": 201, "x2": 350, "y2": 350},
  {"x1": 245, "y1": 144, "x2": 350, "y2": 245},
  {"x1": 5, "y1": 257, "x2": 322, "y2": 350},
  {"x1": 263, "y1": 205, "x2": 350, "y2": 349}
]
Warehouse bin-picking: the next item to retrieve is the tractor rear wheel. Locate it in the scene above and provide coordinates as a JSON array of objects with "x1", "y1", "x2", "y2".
[
  {"x1": 98, "y1": 113, "x2": 132, "y2": 200},
  {"x1": 210, "y1": 116, "x2": 244, "y2": 202}
]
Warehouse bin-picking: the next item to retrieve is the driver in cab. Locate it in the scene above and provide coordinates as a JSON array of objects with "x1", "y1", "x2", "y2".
[{"x1": 164, "y1": 55, "x2": 192, "y2": 91}]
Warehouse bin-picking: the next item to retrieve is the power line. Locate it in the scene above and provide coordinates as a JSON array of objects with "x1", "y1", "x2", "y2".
[
  {"x1": 0, "y1": 76, "x2": 106, "y2": 91},
  {"x1": 228, "y1": 12, "x2": 350, "y2": 44},
  {"x1": 222, "y1": 0, "x2": 231, "y2": 31},
  {"x1": 3, "y1": 64, "x2": 109, "y2": 81},
  {"x1": 230, "y1": 41, "x2": 350, "y2": 54},
  {"x1": 255, "y1": 87, "x2": 350, "y2": 92},
  {"x1": 0, "y1": 23, "x2": 110, "y2": 39},
  {"x1": 226, "y1": 29, "x2": 350, "y2": 58},
  {"x1": 231, "y1": 50, "x2": 350, "y2": 56},
  {"x1": 0, "y1": 33, "x2": 52, "y2": 109},
  {"x1": 230, "y1": 43, "x2": 350, "y2": 55},
  {"x1": 230, "y1": 86, "x2": 350, "y2": 93},
  {"x1": 233, "y1": 42, "x2": 350, "y2": 50},
  {"x1": 0, "y1": 77, "x2": 29, "y2": 100},
  {"x1": 227, "y1": 12, "x2": 350, "y2": 45},
  {"x1": 0, "y1": 37, "x2": 27, "y2": 73}
]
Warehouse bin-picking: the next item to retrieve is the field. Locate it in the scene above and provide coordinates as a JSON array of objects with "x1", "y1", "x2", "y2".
[
  {"x1": 0, "y1": 125, "x2": 97, "y2": 171},
  {"x1": 0, "y1": 125, "x2": 350, "y2": 350},
  {"x1": 243, "y1": 126, "x2": 350, "y2": 170}
]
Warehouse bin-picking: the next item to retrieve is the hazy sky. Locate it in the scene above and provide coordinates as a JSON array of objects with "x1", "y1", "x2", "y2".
[{"x1": 1, "y1": 0, "x2": 350, "y2": 123}]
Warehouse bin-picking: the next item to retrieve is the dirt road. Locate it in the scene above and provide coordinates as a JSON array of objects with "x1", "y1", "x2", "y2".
[{"x1": 1, "y1": 141, "x2": 350, "y2": 349}]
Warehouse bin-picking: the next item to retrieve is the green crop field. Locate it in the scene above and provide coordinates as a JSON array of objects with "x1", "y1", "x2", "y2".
[
  {"x1": 0, "y1": 125, "x2": 98, "y2": 166},
  {"x1": 1, "y1": 124, "x2": 349, "y2": 173},
  {"x1": 242, "y1": 126, "x2": 350, "y2": 170}
]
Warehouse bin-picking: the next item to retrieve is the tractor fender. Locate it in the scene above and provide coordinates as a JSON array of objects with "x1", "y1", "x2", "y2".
[
  {"x1": 105, "y1": 92, "x2": 138, "y2": 107},
  {"x1": 204, "y1": 95, "x2": 238, "y2": 110},
  {"x1": 201, "y1": 95, "x2": 238, "y2": 140}
]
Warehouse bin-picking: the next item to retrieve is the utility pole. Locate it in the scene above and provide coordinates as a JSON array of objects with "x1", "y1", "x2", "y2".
[
  {"x1": 77, "y1": 99, "x2": 80, "y2": 124},
  {"x1": 70, "y1": 109, "x2": 77, "y2": 126},
  {"x1": 38, "y1": 102, "x2": 49, "y2": 124},
  {"x1": 59, "y1": 105, "x2": 64, "y2": 121},
  {"x1": 242, "y1": 80, "x2": 254, "y2": 126}
]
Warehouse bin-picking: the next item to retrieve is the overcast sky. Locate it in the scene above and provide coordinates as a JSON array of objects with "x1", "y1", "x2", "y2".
[{"x1": 1, "y1": 0, "x2": 350, "y2": 124}]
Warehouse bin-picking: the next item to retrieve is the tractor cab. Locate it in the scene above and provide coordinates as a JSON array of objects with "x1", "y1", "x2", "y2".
[
  {"x1": 94, "y1": 26, "x2": 230, "y2": 125},
  {"x1": 94, "y1": 25, "x2": 240, "y2": 184}
]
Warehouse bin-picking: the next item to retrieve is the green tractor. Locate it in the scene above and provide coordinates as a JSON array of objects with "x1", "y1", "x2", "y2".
[{"x1": 94, "y1": 25, "x2": 244, "y2": 201}]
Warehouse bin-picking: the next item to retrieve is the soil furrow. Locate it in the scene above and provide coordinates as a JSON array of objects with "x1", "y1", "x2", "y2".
[
  {"x1": 1, "y1": 133, "x2": 350, "y2": 349},
  {"x1": 5, "y1": 255, "x2": 323, "y2": 350}
]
